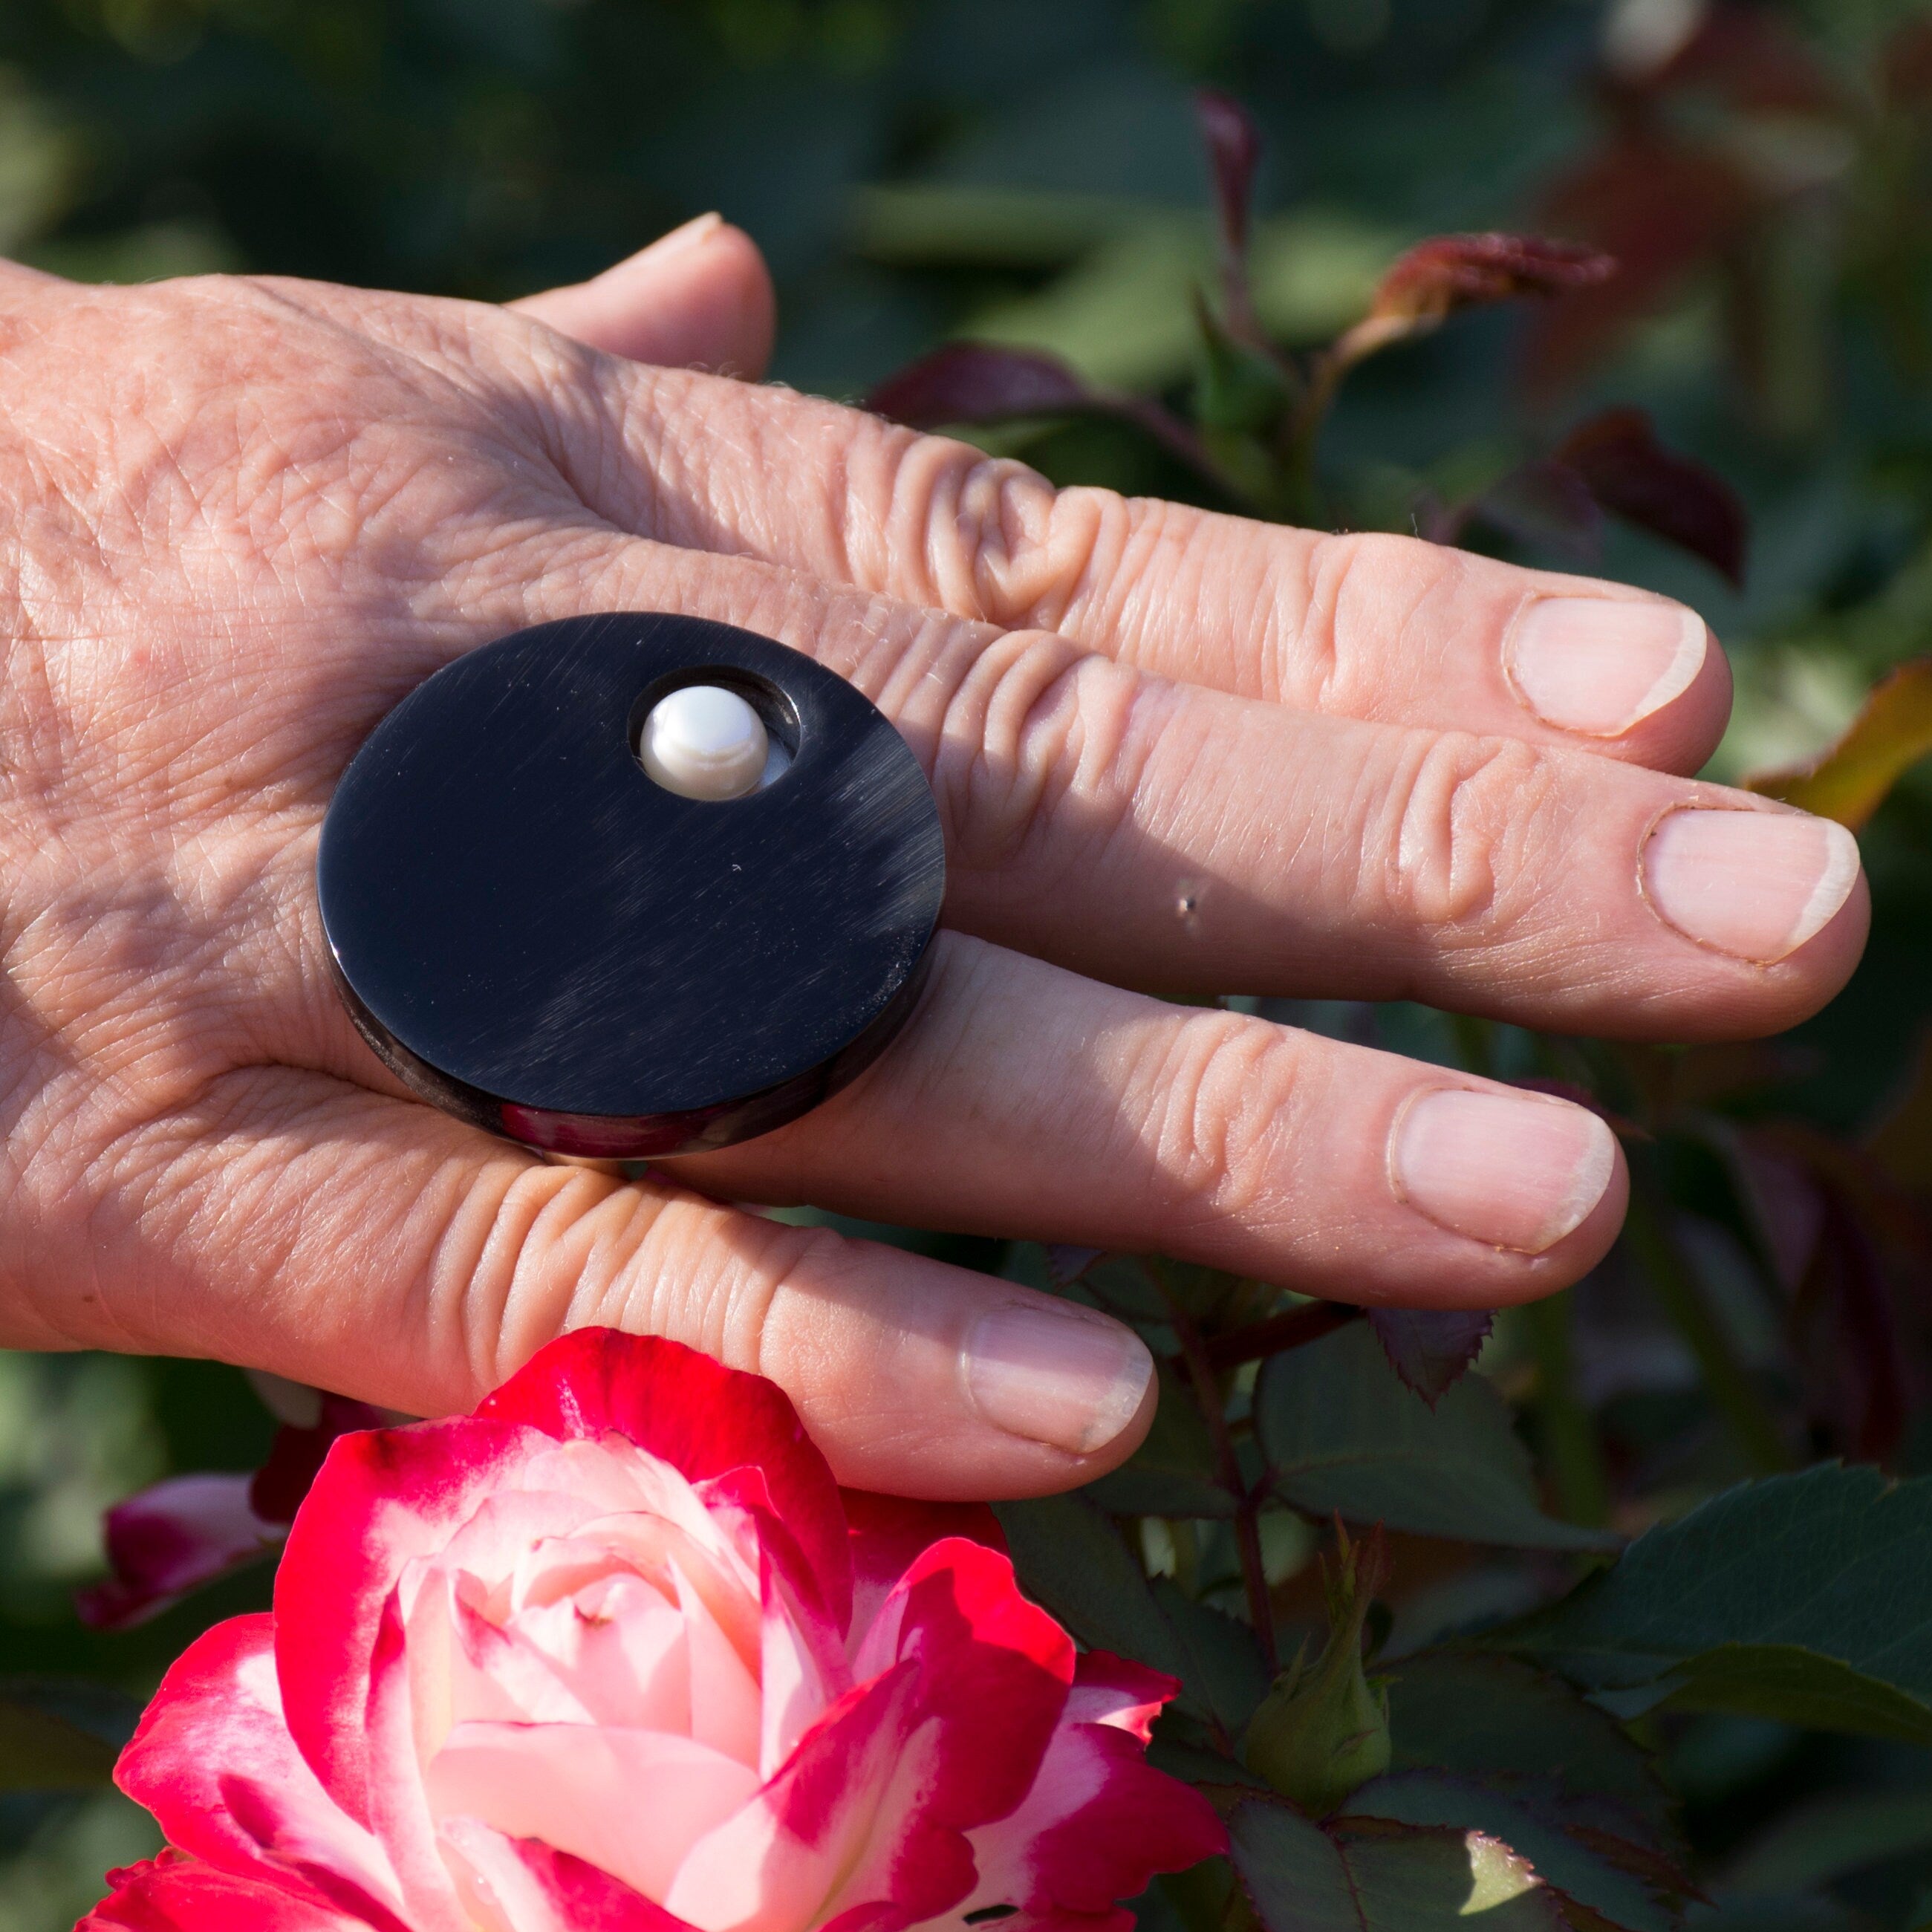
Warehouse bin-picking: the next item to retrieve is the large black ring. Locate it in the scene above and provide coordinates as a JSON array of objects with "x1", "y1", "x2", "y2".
[{"x1": 318, "y1": 614, "x2": 946, "y2": 1158}]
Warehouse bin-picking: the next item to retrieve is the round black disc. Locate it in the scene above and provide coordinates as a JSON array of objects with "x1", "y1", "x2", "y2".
[{"x1": 318, "y1": 614, "x2": 946, "y2": 1158}]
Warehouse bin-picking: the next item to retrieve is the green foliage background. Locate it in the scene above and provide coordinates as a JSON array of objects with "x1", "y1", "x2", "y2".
[{"x1": 7, "y1": 1, "x2": 1932, "y2": 1928}]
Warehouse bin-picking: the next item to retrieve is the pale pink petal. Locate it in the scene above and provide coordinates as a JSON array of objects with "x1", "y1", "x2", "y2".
[
  {"x1": 758, "y1": 1549, "x2": 845, "y2": 1780},
  {"x1": 510, "y1": 1572, "x2": 692, "y2": 1732},
  {"x1": 946, "y1": 1653, "x2": 1225, "y2": 1931},
  {"x1": 113, "y1": 1614, "x2": 407, "y2": 1928},
  {"x1": 672, "y1": 1562, "x2": 763, "y2": 1767},
  {"x1": 426, "y1": 1721, "x2": 761, "y2": 1905},
  {"x1": 666, "y1": 1665, "x2": 941, "y2": 1932},
  {"x1": 79, "y1": 1853, "x2": 374, "y2": 1931},
  {"x1": 363, "y1": 1595, "x2": 478, "y2": 1932},
  {"x1": 404, "y1": 1487, "x2": 623, "y2": 1627},
  {"x1": 438, "y1": 1821, "x2": 698, "y2": 1932},
  {"x1": 76, "y1": 1475, "x2": 281, "y2": 1630},
  {"x1": 476, "y1": 1333, "x2": 851, "y2": 1631},
  {"x1": 510, "y1": 1512, "x2": 763, "y2": 1671},
  {"x1": 449, "y1": 1581, "x2": 602, "y2": 1727},
  {"x1": 673, "y1": 1542, "x2": 1075, "y2": 1932}
]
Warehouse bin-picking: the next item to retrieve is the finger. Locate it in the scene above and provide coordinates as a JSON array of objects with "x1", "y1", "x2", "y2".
[
  {"x1": 543, "y1": 362, "x2": 1731, "y2": 772},
  {"x1": 196, "y1": 507, "x2": 1853, "y2": 1049},
  {"x1": 38, "y1": 1067, "x2": 1154, "y2": 1500},
  {"x1": 510, "y1": 215, "x2": 775, "y2": 377},
  {"x1": 661, "y1": 934, "x2": 1627, "y2": 1307},
  {"x1": 468, "y1": 530, "x2": 1863, "y2": 1038}
]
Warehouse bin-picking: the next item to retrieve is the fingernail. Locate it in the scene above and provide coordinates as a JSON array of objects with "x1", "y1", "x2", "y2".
[
  {"x1": 1506, "y1": 598, "x2": 1707, "y2": 738},
  {"x1": 643, "y1": 212, "x2": 723, "y2": 259},
  {"x1": 964, "y1": 1303, "x2": 1154, "y2": 1456},
  {"x1": 1642, "y1": 807, "x2": 1861, "y2": 963},
  {"x1": 1392, "y1": 1090, "x2": 1617, "y2": 1254}
]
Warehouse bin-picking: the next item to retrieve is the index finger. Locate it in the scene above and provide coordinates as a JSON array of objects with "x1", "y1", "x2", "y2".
[{"x1": 530, "y1": 357, "x2": 1732, "y2": 775}]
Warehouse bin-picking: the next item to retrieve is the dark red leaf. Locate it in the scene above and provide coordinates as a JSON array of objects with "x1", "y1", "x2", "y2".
[
  {"x1": 864, "y1": 342, "x2": 1094, "y2": 429},
  {"x1": 1883, "y1": 18, "x2": 1932, "y2": 107},
  {"x1": 1195, "y1": 88, "x2": 1263, "y2": 282},
  {"x1": 1365, "y1": 1307, "x2": 1494, "y2": 1406},
  {"x1": 1555, "y1": 406, "x2": 1749, "y2": 586},
  {"x1": 1794, "y1": 1178, "x2": 1912, "y2": 1466},
  {"x1": 1367, "y1": 233, "x2": 1616, "y2": 330},
  {"x1": 248, "y1": 1393, "x2": 386, "y2": 1523},
  {"x1": 1644, "y1": 4, "x2": 1842, "y2": 116},
  {"x1": 865, "y1": 342, "x2": 1237, "y2": 497},
  {"x1": 1526, "y1": 136, "x2": 1758, "y2": 394},
  {"x1": 1472, "y1": 458, "x2": 1606, "y2": 563}
]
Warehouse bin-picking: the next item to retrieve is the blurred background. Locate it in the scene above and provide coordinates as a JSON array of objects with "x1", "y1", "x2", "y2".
[{"x1": 7, "y1": 0, "x2": 1932, "y2": 1925}]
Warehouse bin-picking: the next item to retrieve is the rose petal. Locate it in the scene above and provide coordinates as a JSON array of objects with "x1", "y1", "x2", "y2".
[
  {"x1": 666, "y1": 1665, "x2": 941, "y2": 1932},
  {"x1": 672, "y1": 1540, "x2": 1076, "y2": 1932},
  {"x1": 113, "y1": 1614, "x2": 409, "y2": 1929},
  {"x1": 671, "y1": 1561, "x2": 764, "y2": 1768},
  {"x1": 363, "y1": 1595, "x2": 484, "y2": 1932},
  {"x1": 278, "y1": 1417, "x2": 537, "y2": 1821},
  {"x1": 478, "y1": 1334, "x2": 852, "y2": 1635},
  {"x1": 842, "y1": 1491, "x2": 1004, "y2": 1659},
  {"x1": 80, "y1": 1852, "x2": 373, "y2": 1932},
  {"x1": 954, "y1": 1652, "x2": 1226, "y2": 1929},
  {"x1": 76, "y1": 1474, "x2": 282, "y2": 1631},
  {"x1": 427, "y1": 1721, "x2": 761, "y2": 1906},
  {"x1": 438, "y1": 1821, "x2": 696, "y2": 1932}
]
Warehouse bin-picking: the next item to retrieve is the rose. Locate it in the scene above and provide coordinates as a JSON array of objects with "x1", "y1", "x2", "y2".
[{"x1": 82, "y1": 1330, "x2": 1223, "y2": 1931}]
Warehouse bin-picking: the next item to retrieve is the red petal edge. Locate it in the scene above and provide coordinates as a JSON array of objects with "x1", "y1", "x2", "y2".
[
  {"x1": 79, "y1": 1852, "x2": 369, "y2": 1932},
  {"x1": 477, "y1": 1331, "x2": 851, "y2": 1630}
]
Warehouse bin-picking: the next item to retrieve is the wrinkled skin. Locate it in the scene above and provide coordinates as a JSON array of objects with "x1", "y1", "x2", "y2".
[{"x1": 0, "y1": 218, "x2": 1864, "y2": 1498}]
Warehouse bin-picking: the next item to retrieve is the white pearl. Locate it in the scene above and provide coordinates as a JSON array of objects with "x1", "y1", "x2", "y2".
[{"x1": 640, "y1": 685, "x2": 770, "y2": 801}]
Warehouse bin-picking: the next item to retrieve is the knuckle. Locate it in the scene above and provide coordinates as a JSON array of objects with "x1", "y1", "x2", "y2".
[
  {"x1": 1139, "y1": 1012, "x2": 1298, "y2": 1227},
  {"x1": 930, "y1": 625, "x2": 1142, "y2": 878},
  {"x1": 1381, "y1": 729, "x2": 1549, "y2": 933},
  {"x1": 869, "y1": 426, "x2": 1130, "y2": 633},
  {"x1": 505, "y1": 1177, "x2": 835, "y2": 1390},
  {"x1": 477, "y1": 1162, "x2": 650, "y2": 1383},
  {"x1": 1301, "y1": 530, "x2": 1463, "y2": 715}
]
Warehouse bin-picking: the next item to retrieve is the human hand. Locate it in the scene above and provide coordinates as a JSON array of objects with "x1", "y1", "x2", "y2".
[{"x1": 0, "y1": 218, "x2": 1865, "y2": 1498}]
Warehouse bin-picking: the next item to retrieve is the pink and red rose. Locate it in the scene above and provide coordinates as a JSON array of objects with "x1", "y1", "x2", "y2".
[{"x1": 82, "y1": 1331, "x2": 1222, "y2": 1931}]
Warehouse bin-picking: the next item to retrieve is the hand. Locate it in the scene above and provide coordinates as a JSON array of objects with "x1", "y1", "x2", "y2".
[{"x1": 0, "y1": 218, "x2": 1865, "y2": 1499}]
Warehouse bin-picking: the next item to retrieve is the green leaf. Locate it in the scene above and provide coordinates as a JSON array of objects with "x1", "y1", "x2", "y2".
[
  {"x1": 1744, "y1": 657, "x2": 1932, "y2": 828},
  {"x1": 1659, "y1": 1645, "x2": 1932, "y2": 1742},
  {"x1": 1386, "y1": 1653, "x2": 1678, "y2": 1855},
  {"x1": 1254, "y1": 1324, "x2": 1615, "y2": 1552},
  {"x1": 0, "y1": 1695, "x2": 119, "y2": 1791},
  {"x1": 995, "y1": 1495, "x2": 1269, "y2": 1739},
  {"x1": 1152, "y1": 1579, "x2": 1272, "y2": 1739},
  {"x1": 1491, "y1": 1466, "x2": 1932, "y2": 1740},
  {"x1": 1083, "y1": 1364, "x2": 1236, "y2": 1520},
  {"x1": 1726, "y1": 1787, "x2": 1932, "y2": 1893},
  {"x1": 1224, "y1": 1799, "x2": 1566, "y2": 1931},
  {"x1": 996, "y1": 1492, "x2": 1185, "y2": 1673},
  {"x1": 1344, "y1": 1772, "x2": 1676, "y2": 1932}
]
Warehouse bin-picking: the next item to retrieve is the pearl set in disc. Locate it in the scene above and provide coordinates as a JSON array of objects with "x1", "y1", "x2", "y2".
[{"x1": 640, "y1": 684, "x2": 770, "y2": 801}]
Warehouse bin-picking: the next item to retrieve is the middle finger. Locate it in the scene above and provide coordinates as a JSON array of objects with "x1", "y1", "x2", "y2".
[
  {"x1": 487, "y1": 529, "x2": 1867, "y2": 1041},
  {"x1": 541, "y1": 356, "x2": 1732, "y2": 775}
]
